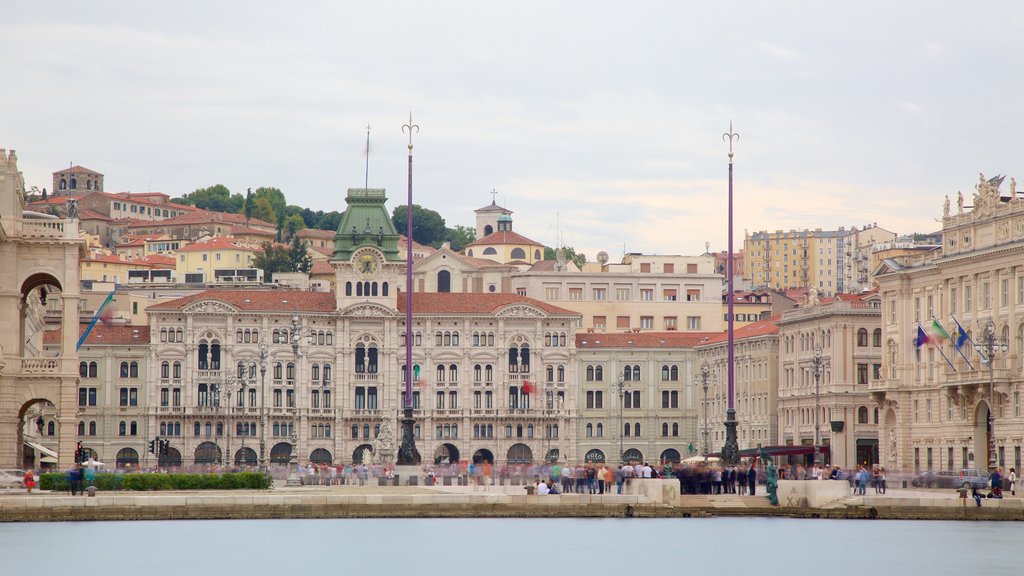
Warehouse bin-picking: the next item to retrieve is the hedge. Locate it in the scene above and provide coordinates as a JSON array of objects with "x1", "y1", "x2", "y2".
[{"x1": 39, "y1": 472, "x2": 271, "y2": 491}]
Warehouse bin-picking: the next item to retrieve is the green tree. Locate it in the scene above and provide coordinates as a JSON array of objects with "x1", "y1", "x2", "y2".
[
  {"x1": 250, "y1": 197, "x2": 277, "y2": 225},
  {"x1": 445, "y1": 225, "x2": 476, "y2": 251},
  {"x1": 253, "y1": 242, "x2": 291, "y2": 282},
  {"x1": 251, "y1": 187, "x2": 287, "y2": 220},
  {"x1": 288, "y1": 236, "x2": 312, "y2": 273},
  {"x1": 244, "y1": 188, "x2": 254, "y2": 223},
  {"x1": 392, "y1": 205, "x2": 447, "y2": 247},
  {"x1": 544, "y1": 245, "x2": 587, "y2": 269},
  {"x1": 317, "y1": 211, "x2": 343, "y2": 231},
  {"x1": 172, "y1": 184, "x2": 244, "y2": 213},
  {"x1": 283, "y1": 214, "x2": 306, "y2": 241}
]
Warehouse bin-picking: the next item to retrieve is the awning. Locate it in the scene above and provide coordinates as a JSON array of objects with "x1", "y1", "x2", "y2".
[{"x1": 24, "y1": 440, "x2": 58, "y2": 459}]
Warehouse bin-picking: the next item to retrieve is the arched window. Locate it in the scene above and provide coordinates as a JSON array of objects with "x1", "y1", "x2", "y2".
[
  {"x1": 595, "y1": 366, "x2": 603, "y2": 381},
  {"x1": 130, "y1": 421, "x2": 138, "y2": 435},
  {"x1": 510, "y1": 247, "x2": 526, "y2": 260},
  {"x1": 452, "y1": 332, "x2": 460, "y2": 346},
  {"x1": 368, "y1": 346, "x2": 378, "y2": 373},
  {"x1": 872, "y1": 328, "x2": 882, "y2": 347},
  {"x1": 129, "y1": 361, "x2": 139, "y2": 378},
  {"x1": 79, "y1": 362, "x2": 88, "y2": 377},
  {"x1": 624, "y1": 423, "x2": 631, "y2": 437},
  {"x1": 89, "y1": 421, "x2": 96, "y2": 435},
  {"x1": 557, "y1": 365, "x2": 565, "y2": 382},
  {"x1": 670, "y1": 366, "x2": 679, "y2": 381},
  {"x1": 120, "y1": 362, "x2": 129, "y2": 378},
  {"x1": 596, "y1": 423, "x2": 603, "y2": 437},
  {"x1": 624, "y1": 365, "x2": 632, "y2": 381},
  {"x1": 437, "y1": 270, "x2": 451, "y2": 293},
  {"x1": 78, "y1": 421, "x2": 85, "y2": 436},
  {"x1": 662, "y1": 422, "x2": 669, "y2": 436},
  {"x1": 586, "y1": 423, "x2": 593, "y2": 437},
  {"x1": 118, "y1": 421, "x2": 126, "y2": 436},
  {"x1": 632, "y1": 365, "x2": 640, "y2": 381},
  {"x1": 662, "y1": 365, "x2": 670, "y2": 381},
  {"x1": 586, "y1": 365, "x2": 594, "y2": 381},
  {"x1": 197, "y1": 341, "x2": 209, "y2": 370},
  {"x1": 857, "y1": 328, "x2": 868, "y2": 347},
  {"x1": 534, "y1": 249, "x2": 541, "y2": 260},
  {"x1": 346, "y1": 282, "x2": 352, "y2": 296},
  {"x1": 194, "y1": 421, "x2": 201, "y2": 436},
  {"x1": 483, "y1": 247, "x2": 497, "y2": 255},
  {"x1": 546, "y1": 365, "x2": 554, "y2": 382},
  {"x1": 634, "y1": 423, "x2": 641, "y2": 437},
  {"x1": 173, "y1": 362, "x2": 181, "y2": 379},
  {"x1": 161, "y1": 361, "x2": 169, "y2": 379},
  {"x1": 450, "y1": 364, "x2": 458, "y2": 381},
  {"x1": 858, "y1": 406, "x2": 869, "y2": 424},
  {"x1": 672, "y1": 423, "x2": 679, "y2": 436},
  {"x1": 89, "y1": 362, "x2": 97, "y2": 378},
  {"x1": 484, "y1": 225, "x2": 493, "y2": 236}
]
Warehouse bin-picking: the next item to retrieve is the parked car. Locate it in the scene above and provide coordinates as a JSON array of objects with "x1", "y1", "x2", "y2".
[
  {"x1": 912, "y1": 468, "x2": 988, "y2": 489},
  {"x1": 0, "y1": 469, "x2": 27, "y2": 488}
]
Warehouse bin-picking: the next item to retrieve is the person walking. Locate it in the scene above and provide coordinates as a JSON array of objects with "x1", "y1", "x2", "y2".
[
  {"x1": 615, "y1": 465, "x2": 625, "y2": 494},
  {"x1": 23, "y1": 470, "x2": 35, "y2": 494},
  {"x1": 1009, "y1": 467, "x2": 1017, "y2": 497}
]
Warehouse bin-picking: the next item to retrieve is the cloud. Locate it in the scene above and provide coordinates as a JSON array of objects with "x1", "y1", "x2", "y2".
[{"x1": 757, "y1": 42, "x2": 801, "y2": 61}]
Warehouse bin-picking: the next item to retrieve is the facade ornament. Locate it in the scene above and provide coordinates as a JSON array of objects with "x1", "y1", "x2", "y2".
[
  {"x1": 183, "y1": 301, "x2": 236, "y2": 315},
  {"x1": 957, "y1": 191, "x2": 964, "y2": 214},
  {"x1": 497, "y1": 305, "x2": 544, "y2": 318},
  {"x1": 373, "y1": 418, "x2": 396, "y2": 466},
  {"x1": 943, "y1": 195, "x2": 950, "y2": 219},
  {"x1": 344, "y1": 303, "x2": 395, "y2": 318},
  {"x1": 65, "y1": 198, "x2": 79, "y2": 219},
  {"x1": 1012, "y1": 177, "x2": 1017, "y2": 199}
]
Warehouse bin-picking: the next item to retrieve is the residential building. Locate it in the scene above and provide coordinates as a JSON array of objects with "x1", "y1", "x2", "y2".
[
  {"x1": 53, "y1": 165, "x2": 104, "y2": 195},
  {"x1": 174, "y1": 236, "x2": 259, "y2": 281},
  {"x1": 775, "y1": 289, "x2": 882, "y2": 468}
]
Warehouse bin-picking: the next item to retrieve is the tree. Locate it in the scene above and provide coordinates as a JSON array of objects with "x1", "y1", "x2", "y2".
[
  {"x1": 244, "y1": 188, "x2": 254, "y2": 223},
  {"x1": 317, "y1": 211, "x2": 343, "y2": 231},
  {"x1": 283, "y1": 214, "x2": 306, "y2": 241},
  {"x1": 172, "y1": 184, "x2": 244, "y2": 213},
  {"x1": 445, "y1": 225, "x2": 476, "y2": 251},
  {"x1": 253, "y1": 242, "x2": 291, "y2": 282},
  {"x1": 391, "y1": 205, "x2": 447, "y2": 247},
  {"x1": 40, "y1": 187, "x2": 47, "y2": 201},
  {"x1": 251, "y1": 187, "x2": 287, "y2": 220},
  {"x1": 544, "y1": 245, "x2": 587, "y2": 269},
  {"x1": 250, "y1": 197, "x2": 277, "y2": 225},
  {"x1": 288, "y1": 236, "x2": 312, "y2": 273}
]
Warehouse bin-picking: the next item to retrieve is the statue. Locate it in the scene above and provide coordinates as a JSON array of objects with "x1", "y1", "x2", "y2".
[
  {"x1": 943, "y1": 195, "x2": 950, "y2": 218},
  {"x1": 1012, "y1": 177, "x2": 1017, "y2": 200},
  {"x1": 957, "y1": 191, "x2": 964, "y2": 214},
  {"x1": 758, "y1": 447, "x2": 779, "y2": 506},
  {"x1": 373, "y1": 418, "x2": 396, "y2": 466},
  {"x1": 806, "y1": 285, "x2": 820, "y2": 307},
  {"x1": 65, "y1": 198, "x2": 79, "y2": 219}
]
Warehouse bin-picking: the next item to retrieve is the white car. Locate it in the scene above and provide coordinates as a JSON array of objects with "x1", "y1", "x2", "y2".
[{"x1": 0, "y1": 469, "x2": 27, "y2": 488}]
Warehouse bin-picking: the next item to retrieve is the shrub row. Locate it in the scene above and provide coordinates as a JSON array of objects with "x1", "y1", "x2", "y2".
[{"x1": 39, "y1": 472, "x2": 271, "y2": 491}]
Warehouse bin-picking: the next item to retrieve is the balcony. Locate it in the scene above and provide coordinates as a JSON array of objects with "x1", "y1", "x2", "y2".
[
  {"x1": 352, "y1": 409, "x2": 381, "y2": 417},
  {"x1": 354, "y1": 373, "x2": 379, "y2": 382},
  {"x1": 196, "y1": 370, "x2": 222, "y2": 379},
  {"x1": 434, "y1": 409, "x2": 464, "y2": 417},
  {"x1": 157, "y1": 406, "x2": 186, "y2": 414},
  {"x1": 471, "y1": 409, "x2": 497, "y2": 416},
  {"x1": 309, "y1": 408, "x2": 336, "y2": 417},
  {"x1": 20, "y1": 358, "x2": 61, "y2": 376},
  {"x1": 12, "y1": 218, "x2": 80, "y2": 241},
  {"x1": 507, "y1": 373, "x2": 532, "y2": 381}
]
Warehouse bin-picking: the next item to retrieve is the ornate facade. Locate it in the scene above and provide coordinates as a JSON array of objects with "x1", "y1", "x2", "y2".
[{"x1": 875, "y1": 174, "x2": 1024, "y2": 473}]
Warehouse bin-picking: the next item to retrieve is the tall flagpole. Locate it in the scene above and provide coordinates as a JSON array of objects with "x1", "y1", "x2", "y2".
[
  {"x1": 397, "y1": 112, "x2": 421, "y2": 466},
  {"x1": 721, "y1": 122, "x2": 741, "y2": 466}
]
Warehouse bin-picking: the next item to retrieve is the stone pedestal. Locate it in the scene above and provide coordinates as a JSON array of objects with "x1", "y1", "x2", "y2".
[{"x1": 394, "y1": 465, "x2": 422, "y2": 486}]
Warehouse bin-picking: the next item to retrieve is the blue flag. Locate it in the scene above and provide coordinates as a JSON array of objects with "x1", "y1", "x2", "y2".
[{"x1": 953, "y1": 316, "x2": 971, "y2": 349}]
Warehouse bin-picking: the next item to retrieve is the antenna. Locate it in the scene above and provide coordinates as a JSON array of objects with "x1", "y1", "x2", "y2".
[{"x1": 364, "y1": 124, "x2": 371, "y2": 190}]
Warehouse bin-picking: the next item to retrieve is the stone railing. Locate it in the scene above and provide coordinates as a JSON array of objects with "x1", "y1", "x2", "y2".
[
  {"x1": 20, "y1": 358, "x2": 61, "y2": 375},
  {"x1": 13, "y1": 218, "x2": 80, "y2": 241}
]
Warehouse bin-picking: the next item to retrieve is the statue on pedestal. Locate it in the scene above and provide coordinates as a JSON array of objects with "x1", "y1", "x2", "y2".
[
  {"x1": 373, "y1": 418, "x2": 396, "y2": 466},
  {"x1": 758, "y1": 447, "x2": 779, "y2": 506},
  {"x1": 943, "y1": 195, "x2": 950, "y2": 219}
]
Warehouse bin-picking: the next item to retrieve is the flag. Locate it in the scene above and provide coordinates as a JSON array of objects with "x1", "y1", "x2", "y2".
[
  {"x1": 931, "y1": 318, "x2": 952, "y2": 343},
  {"x1": 915, "y1": 326, "x2": 931, "y2": 348},
  {"x1": 521, "y1": 381, "x2": 534, "y2": 395},
  {"x1": 952, "y1": 316, "x2": 971, "y2": 349}
]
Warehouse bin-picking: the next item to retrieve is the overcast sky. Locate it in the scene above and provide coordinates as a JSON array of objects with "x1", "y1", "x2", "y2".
[{"x1": 3, "y1": 2, "x2": 1022, "y2": 259}]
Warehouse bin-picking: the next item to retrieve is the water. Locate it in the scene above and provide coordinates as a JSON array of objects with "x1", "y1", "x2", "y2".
[{"x1": 0, "y1": 518, "x2": 1018, "y2": 575}]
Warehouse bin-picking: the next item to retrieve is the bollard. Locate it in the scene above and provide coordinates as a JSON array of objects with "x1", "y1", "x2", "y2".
[
  {"x1": 408, "y1": 476, "x2": 418, "y2": 486},
  {"x1": 87, "y1": 485, "x2": 97, "y2": 497}
]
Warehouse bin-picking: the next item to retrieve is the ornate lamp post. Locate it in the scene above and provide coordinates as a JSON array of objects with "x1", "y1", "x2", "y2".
[
  {"x1": 397, "y1": 112, "x2": 422, "y2": 466},
  {"x1": 286, "y1": 314, "x2": 308, "y2": 486},
  {"x1": 694, "y1": 360, "x2": 715, "y2": 464},
  {"x1": 808, "y1": 345, "x2": 830, "y2": 465},
  {"x1": 614, "y1": 374, "x2": 628, "y2": 463},
  {"x1": 979, "y1": 320, "x2": 1008, "y2": 471},
  {"x1": 720, "y1": 123, "x2": 741, "y2": 466},
  {"x1": 254, "y1": 340, "x2": 277, "y2": 470}
]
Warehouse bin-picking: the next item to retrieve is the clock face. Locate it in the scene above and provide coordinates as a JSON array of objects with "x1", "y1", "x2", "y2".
[{"x1": 358, "y1": 254, "x2": 378, "y2": 276}]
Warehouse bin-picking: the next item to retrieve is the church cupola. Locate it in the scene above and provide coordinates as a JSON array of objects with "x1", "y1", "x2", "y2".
[{"x1": 497, "y1": 213, "x2": 512, "y2": 232}]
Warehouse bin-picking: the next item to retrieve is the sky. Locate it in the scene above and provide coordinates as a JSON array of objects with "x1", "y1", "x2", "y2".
[{"x1": 3, "y1": 1, "x2": 1022, "y2": 260}]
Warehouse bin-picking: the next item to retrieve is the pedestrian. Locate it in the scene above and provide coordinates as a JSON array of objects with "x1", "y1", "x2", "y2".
[
  {"x1": 958, "y1": 485, "x2": 968, "y2": 509},
  {"x1": 972, "y1": 485, "x2": 983, "y2": 507},
  {"x1": 615, "y1": 465, "x2": 625, "y2": 494},
  {"x1": 747, "y1": 465, "x2": 757, "y2": 496},
  {"x1": 23, "y1": 470, "x2": 35, "y2": 494},
  {"x1": 1009, "y1": 467, "x2": 1017, "y2": 497}
]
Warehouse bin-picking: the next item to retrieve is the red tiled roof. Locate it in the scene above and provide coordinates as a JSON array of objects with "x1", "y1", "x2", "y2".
[
  {"x1": 79, "y1": 208, "x2": 112, "y2": 221},
  {"x1": 311, "y1": 246, "x2": 334, "y2": 257},
  {"x1": 128, "y1": 209, "x2": 274, "y2": 229},
  {"x1": 44, "y1": 324, "x2": 150, "y2": 345},
  {"x1": 175, "y1": 237, "x2": 258, "y2": 252},
  {"x1": 699, "y1": 315, "x2": 781, "y2": 346},
  {"x1": 310, "y1": 260, "x2": 334, "y2": 275},
  {"x1": 397, "y1": 292, "x2": 579, "y2": 316},
  {"x1": 83, "y1": 254, "x2": 173, "y2": 268},
  {"x1": 231, "y1": 225, "x2": 276, "y2": 236},
  {"x1": 466, "y1": 229, "x2": 543, "y2": 248},
  {"x1": 149, "y1": 290, "x2": 337, "y2": 313},
  {"x1": 576, "y1": 331, "x2": 723, "y2": 348},
  {"x1": 54, "y1": 165, "x2": 103, "y2": 176},
  {"x1": 297, "y1": 228, "x2": 336, "y2": 240}
]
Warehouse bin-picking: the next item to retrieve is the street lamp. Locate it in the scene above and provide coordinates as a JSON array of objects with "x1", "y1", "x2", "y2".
[
  {"x1": 979, "y1": 320, "x2": 1008, "y2": 471},
  {"x1": 808, "y1": 345, "x2": 830, "y2": 466},
  {"x1": 614, "y1": 374, "x2": 628, "y2": 464},
  {"x1": 253, "y1": 340, "x2": 278, "y2": 470},
  {"x1": 694, "y1": 360, "x2": 716, "y2": 464},
  {"x1": 285, "y1": 314, "x2": 310, "y2": 487}
]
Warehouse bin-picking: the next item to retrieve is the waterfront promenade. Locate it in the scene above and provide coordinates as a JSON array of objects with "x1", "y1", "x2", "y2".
[{"x1": 2, "y1": 480, "x2": 1023, "y2": 522}]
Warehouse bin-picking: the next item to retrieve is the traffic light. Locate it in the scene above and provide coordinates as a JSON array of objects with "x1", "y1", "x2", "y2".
[
  {"x1": 148, "y1": 440, "x2": 156, "y2": 454},
  {"x1": 160, "y1": 439, "x2": 170, "y2": 456},
  {"x1": 75, "y1": 441, "x2": 84, "y2": 464}
]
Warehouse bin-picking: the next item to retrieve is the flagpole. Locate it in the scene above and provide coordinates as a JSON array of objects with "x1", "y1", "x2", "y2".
[{"x1": 919, "y1": 322, "x2": 956, "y2": 372}]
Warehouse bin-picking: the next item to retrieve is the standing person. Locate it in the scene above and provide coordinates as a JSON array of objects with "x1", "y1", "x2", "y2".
[
  {"x1": 23, "y1": 470, "x2": 35, "y2": 494},
  {"x1": 562, "y1": 464, "x2": 573, "y2": 493},
  {"x1": 747, "y1": 465, "x2": 757, "y2": 496},
  {"x1": 597, "y1": 465, "x2": 606, "y2": 495},
  {"x1": 1009, "y1": 467, "x2": 1017, "y2": 497},
  {"x1": 615, "y1": 465, "x2": 625, "y2": 494},
  {"x1": 990, "y1": 467, "x2": 1004, "y2": 498}
]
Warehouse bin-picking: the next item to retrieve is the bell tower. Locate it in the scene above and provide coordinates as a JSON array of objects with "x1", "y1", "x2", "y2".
[{"x1": 332, "y1": 188, "x2": 404, "y2": 310}]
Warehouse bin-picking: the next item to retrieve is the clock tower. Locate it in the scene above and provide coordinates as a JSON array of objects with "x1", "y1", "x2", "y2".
[{"x1": 332, "y1": 188, "x2": 405, "y2": 310}]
